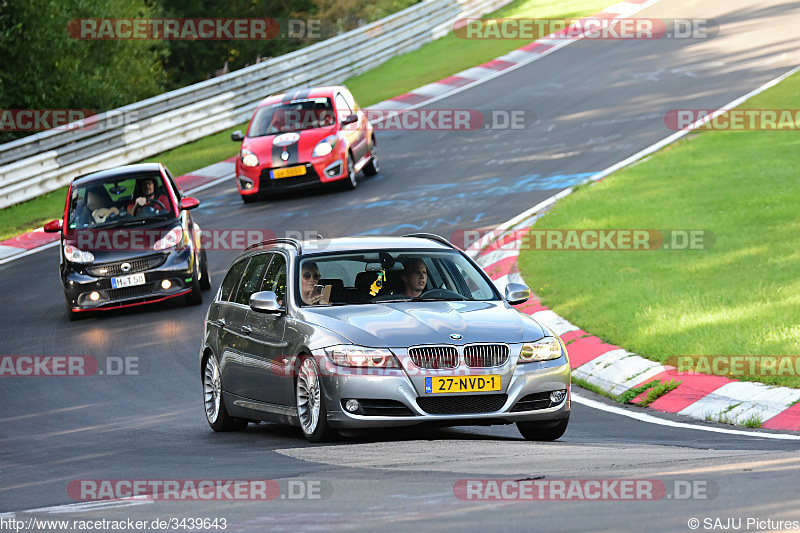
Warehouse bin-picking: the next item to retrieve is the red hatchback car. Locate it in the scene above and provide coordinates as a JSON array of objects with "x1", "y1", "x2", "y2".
[{"x1": 231, "y1": 86, "x2": 379, "y2": 202}]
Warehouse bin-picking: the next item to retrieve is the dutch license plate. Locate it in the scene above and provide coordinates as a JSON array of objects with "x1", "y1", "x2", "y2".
[
  {"x1": 111, "y1": 272, "x2": 146, "y2": 289},
  {"x1": 272, "y1": 166, "x2": 307, "y2": 179},
  {"x1": 425, "y1": 375, "x2": 501, "y2": 394}
]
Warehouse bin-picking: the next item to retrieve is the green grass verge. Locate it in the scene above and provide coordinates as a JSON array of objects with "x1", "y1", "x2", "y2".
[
  {"x1": 0, "y1": 0, "x2": 609, "y2": 241},
  {"x1": 140, "y1": 122, "x2": 248, "y2": 177},
  {"x1": 704, "y1": 410, "x2": 763, "y2": 428},
  {"x1": 0, "y1": 187, "x2": 68, "y2": 241},
  {"x1": 518, "y1": 71, "x2": 800, "y2": 389},
  {"x1": 570, "y1": 377, "x2": 612, "y2": 400}
]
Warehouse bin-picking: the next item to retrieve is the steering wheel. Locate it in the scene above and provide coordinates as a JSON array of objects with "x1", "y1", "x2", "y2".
[
  {"x1": 134, "y1": 198, "x2": 165, "y2": 216},
  {"x1": 420, "y1": 288, "x2": 466, "y2": 300}
]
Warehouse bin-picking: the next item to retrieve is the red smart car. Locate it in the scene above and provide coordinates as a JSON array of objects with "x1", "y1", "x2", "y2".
[{"x1": 231, "y1": 86, "x2": 379, "y2": 202}]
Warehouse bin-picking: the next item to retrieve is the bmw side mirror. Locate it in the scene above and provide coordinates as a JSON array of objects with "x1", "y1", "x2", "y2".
[
  {"x1": 504, "y1": 283, "x2": 531, "y2": 305},
  {"x1": 341, "y1": 114, "x2": 358, "y2": 126},
  {"x1": 44, "y1": 219, "x2": 63, "y2": 233},
  {"x1": 231, "y1": 130, "x2": 244, "y2": 142},
  {"x1": 250, "y1": 291, "x2": 283, "y2": 313}
]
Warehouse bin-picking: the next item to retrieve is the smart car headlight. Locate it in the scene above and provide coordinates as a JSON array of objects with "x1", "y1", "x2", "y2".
[
  {"x1": 241, "y1": 149, "x2": 259, "y2": 167},
  {"x1": 519, "y1": 337, "x2": 563, "y2": 363},
  {"x1": 312, "y1": 136, "x2": 336, "y2": 158},
  {"x1": 154, "y1": 227, "x2": 184, "y2": 251},
  {"x1": 64, "y1": 244, "x2": 94, "y2": 264},
  {"x1": 325, "y1": 346, "x2": 400, "y2": 368}
]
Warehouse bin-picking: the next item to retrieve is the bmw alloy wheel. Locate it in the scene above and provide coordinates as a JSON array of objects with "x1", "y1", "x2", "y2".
[
  {"x1": 204, "y1": 354, "x2": 222, "y2": 424},
  {"x1": 296, "y1": 358, "x2": 321, "y2": 435}
]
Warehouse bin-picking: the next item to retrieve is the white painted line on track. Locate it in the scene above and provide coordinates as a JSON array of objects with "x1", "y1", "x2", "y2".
[
  {"x1": 179, "y1": 172, "x2": 234, "y2": 195},
  {"x1": 572, "y1": 393, "x2": 800, "y2": 440},
  {"x1": 25, "y1": 497, "x2": 153, "y2": 514},
  {"x1": 0, "y1": 240, "x2": 59, "y2": 265}
]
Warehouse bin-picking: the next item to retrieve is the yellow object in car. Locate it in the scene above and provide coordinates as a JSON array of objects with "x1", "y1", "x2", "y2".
[{"x1": 369, "y1": 271, "x2": 385, "y2": 296}]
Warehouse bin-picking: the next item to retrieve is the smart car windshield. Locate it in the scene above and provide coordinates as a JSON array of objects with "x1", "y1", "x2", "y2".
[
  {"x1": 248, "y1": 98, "x2": 335, "y2": 136},
  {"x1": 67, "y1": 173, "x2": 175, "y2": 230},
  {"x1": 297, "y1": 250, "x2": 499, "y2": 306}
]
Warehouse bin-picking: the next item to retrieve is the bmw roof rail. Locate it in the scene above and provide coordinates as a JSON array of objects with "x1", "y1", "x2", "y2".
[
  {"x1": 402, "y1": 233, "x2": 459, "y2": 250},
  {"x1": 245, "y1": 238, "x2": 302, "y2": 253}
]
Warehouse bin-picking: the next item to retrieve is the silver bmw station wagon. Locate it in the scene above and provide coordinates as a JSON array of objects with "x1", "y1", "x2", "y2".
[{"x1": 200, "y1": 235, "x2": 570, "y2": 442}]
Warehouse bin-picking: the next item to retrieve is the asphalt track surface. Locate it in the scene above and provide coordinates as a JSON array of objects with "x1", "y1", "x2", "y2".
[{"x1": 2, "y1": 0, "x2": 800, "y2": 531}]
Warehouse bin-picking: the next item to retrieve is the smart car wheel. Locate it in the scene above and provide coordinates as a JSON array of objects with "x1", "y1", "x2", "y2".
[
  {"x1": 363, "y1": 145, "x2": 379, "y2": 176},
  {"x1": 296, "y1": 356, "x2": 337, "y2": 442},
  {"x1": 517, "y1": 417, "x2": 569, "y2": 441},
  {"x1": 199, "y1": 249, "x2": 211, "y2": 291},
  {"x1": 203, "y1": 352, "x2": 247, "y2": 432},
  {"x1": 185, "y1": 259, "x2": 203, "y2": 306},
  {"x1": 65, "y1": 297, "x2": 85, "y2": 322},
  {"x1": 341, "y1": 155, "x2": 357, "y2": 190}
]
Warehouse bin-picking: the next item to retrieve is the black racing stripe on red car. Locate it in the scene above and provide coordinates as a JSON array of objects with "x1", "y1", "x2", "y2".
[{"x1": 272, "y1": 142, "x2": 299, "y2": 168}]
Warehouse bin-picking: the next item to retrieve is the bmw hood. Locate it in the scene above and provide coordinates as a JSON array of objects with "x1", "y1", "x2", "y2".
[{"x1": 300, "y1": 300, "x2": 548, "y2": 348}]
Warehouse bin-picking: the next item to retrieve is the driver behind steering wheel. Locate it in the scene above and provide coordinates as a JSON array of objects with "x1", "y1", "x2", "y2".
[
  {"x1": 400, "y1": 258, "x2": 427, "y2": 297},
  {"x1": 126, "y1": 176, "x2": 169, "y2": 216}
]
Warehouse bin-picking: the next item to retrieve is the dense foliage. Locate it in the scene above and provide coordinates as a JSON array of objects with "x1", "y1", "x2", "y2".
[{"x1": 0, "y1": 0, "x2": 418, "y2": 142}]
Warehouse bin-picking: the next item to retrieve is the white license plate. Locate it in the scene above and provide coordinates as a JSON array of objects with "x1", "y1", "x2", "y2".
[{"x1": 111, "y1": 272, "x2": 146, "y2": 289}]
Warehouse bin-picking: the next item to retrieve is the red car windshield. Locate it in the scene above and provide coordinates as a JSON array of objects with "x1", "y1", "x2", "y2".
[
  {"x1": 67, "y1": 174, "x2": 175, "y2": 230},
  {"x1": 248, "y1": 98, "x2": 335, "y2": 137}
]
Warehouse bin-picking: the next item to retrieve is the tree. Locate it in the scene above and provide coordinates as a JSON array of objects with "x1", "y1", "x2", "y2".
[{"x1": 0, "y1": 0, "x2": 167, "y2": 142}]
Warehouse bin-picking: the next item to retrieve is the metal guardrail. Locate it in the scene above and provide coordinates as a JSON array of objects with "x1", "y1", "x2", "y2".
[{"x1": 0, "y1": 0, "x2": 512, "y2": 209}]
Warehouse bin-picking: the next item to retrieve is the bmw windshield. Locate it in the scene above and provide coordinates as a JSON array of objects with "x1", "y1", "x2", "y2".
[{"x1": 297, "y1": 250, "x2": 500, "y2": 307}]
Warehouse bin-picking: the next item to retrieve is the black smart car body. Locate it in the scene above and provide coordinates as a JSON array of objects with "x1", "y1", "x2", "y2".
[{"x1": 44, "y1": 163, "x2": 211, "y2": 320}]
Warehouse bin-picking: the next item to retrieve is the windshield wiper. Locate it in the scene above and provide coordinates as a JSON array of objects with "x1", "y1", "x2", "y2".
[
  {"x1": 116, "y1": 219, "x2": 150, "y2": 227},
  {"x1": 409, "y1": 296, "x2": 467, "y2": 302}
]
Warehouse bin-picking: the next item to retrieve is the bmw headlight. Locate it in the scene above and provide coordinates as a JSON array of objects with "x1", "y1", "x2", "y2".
[
  {"x1": 325, "y1": 346, "x2": 400, "y2": 368},
  {"x1": 241, "y1": 149, "x2": 259, "y2": 167},
  {"x1": 64, "y1": 244, "x2": 94, "y2": 264},
  {"x1": 519, "y1": 337, "x2": 563, "y2": 363},
  {"x1": 312, "y1": 136, "x2": 336, "y2": 158}
]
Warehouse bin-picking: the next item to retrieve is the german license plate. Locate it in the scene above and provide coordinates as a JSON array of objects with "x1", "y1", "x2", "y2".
[
  {"x1": 425, "y1": 375, "x2": 501, "y2": 394},
  {"x1": 272, "y1": 166, "x2": 306, "y2": 179},
  {"x1": 111, "y1": 272, "x2": 146, "y2": 289}
]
